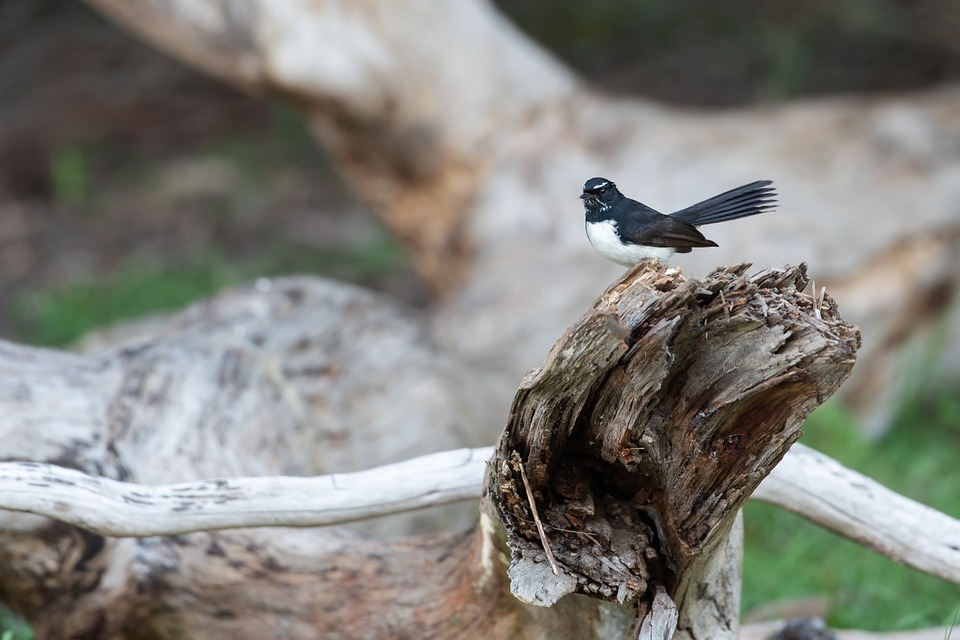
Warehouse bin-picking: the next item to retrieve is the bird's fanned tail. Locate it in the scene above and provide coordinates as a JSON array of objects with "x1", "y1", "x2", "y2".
[{"x1": 671, "y1": 180, "x2": 777, "y2": 226}]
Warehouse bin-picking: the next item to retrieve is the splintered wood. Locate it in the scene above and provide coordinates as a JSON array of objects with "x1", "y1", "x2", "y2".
[{"x1": 486, "y1": 261, "x2": 860, "y2": 636}]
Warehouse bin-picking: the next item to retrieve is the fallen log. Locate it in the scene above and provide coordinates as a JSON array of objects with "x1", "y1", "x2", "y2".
[
  {"x1": 0, "y1": 262, "x2": 860, "y2": 638},
  {"x1": 84, "y1": 0, "x2": 960, "y2": 436}
]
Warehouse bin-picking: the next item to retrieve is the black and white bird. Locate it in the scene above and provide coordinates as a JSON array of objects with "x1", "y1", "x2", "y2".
[{"x1": 581, "y1": 177, "x2": 777, "y2": 266}]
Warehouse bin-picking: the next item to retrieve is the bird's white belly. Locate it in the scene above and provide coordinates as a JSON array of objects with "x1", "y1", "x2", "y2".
[{"x1": 585, "y1": 220, "x2": 676, "y2": 266}]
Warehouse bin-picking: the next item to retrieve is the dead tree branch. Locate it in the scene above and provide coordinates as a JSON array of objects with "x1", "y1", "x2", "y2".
[
  {"x1": 2, "y1": 442, "x2": 957, "y2": 584},
  {"x1": 0, "y1": 448, "x2": 491, "y2": 536},
  {"x1": 753, "y1": 442, "x2": 960, "y2": 584}
]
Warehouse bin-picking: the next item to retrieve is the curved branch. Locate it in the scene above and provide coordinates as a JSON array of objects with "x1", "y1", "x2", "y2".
[
  {"x1": 3, "y1": 443, "x2": 957, "y2": 587},
  {"x1": 752, "y1": 442, "x2": 960, "y2": 584},
  {"x1": 0, "y1": 447, "x2": 493, "y2": 536}
]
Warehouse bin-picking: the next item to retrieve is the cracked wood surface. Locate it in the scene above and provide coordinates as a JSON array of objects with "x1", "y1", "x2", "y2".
[{"x1": 488, "y1": 262, "x2": 859, "y2": 638}]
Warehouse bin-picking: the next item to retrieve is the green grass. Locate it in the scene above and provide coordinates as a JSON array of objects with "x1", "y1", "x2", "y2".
[
  {"x1": 49, "y1": 142, "x2": 94, "y2": 208},
  {"x1": 0, "y1": 606, "x2": 34, "y2": 640},
  {"x1": 21, "y1": 100, "x2": 396, "y2": 348},
  {"x1": 13, "y1": 234, "x2": 405, "y2": 347},
  {"x1": 743, "y1": 392, "x2": 960, "y2": 630}
]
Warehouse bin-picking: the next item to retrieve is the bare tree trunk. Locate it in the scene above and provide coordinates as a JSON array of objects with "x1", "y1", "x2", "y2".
[
  {"x1": 0, "y1": 262, "x2": 857, "y2": 638},
  {"x1": 85, "y1": 0, "x2": 960, "y2": 435}
]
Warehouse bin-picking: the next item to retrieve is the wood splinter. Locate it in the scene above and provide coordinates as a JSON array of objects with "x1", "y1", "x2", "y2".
[{"x1": 517, "y1": 457, "x2": 560, "y2": 576}]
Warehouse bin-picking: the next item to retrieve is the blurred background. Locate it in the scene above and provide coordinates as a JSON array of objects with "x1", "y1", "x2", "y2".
[{"x1": 0, "y1": 0, "x2": 958, "y2": 635}]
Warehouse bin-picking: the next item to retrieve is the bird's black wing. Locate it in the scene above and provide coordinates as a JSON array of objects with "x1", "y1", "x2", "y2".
[
  {"x1": 617, "y1": 213, "x2": 718, "y2": 253},
  {"x1": 671, "y1": 180, "x2": 777, "y2": 226}
]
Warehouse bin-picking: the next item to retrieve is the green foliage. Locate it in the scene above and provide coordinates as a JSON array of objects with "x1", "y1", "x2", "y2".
[
  {"x1": 743, "y1": 393, "x2": 960, "y2": 630},
  {"x1": 19, "y1": 101, "x2": 404, "y2": 350},
  {"x1": 49, "y1": 142, "x2": 92, "y2": 207},
  {"x1": 0, "y1": 606, "x2": 34, "y2": 640},
  {"x1": 13, "y1": 234, "x2": 404, "y2": 347},
  {"x1": 15, "y1": 256, "x2": 232, "y2": 347},
  {"x1": 201, "y1": 102, "x2": 330, "y2": 185}
]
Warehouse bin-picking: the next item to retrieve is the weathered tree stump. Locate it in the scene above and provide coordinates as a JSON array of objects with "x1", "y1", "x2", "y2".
[{"x1": 487, "y1": 261, "x2": 859, "y2": 637}]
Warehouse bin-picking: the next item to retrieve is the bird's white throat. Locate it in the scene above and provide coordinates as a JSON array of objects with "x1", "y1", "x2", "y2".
[{"x1": 585, "y1": 220, "x2": 676, "y2": 267}]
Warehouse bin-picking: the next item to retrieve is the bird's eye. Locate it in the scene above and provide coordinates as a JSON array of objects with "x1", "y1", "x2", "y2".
[{"x1": 598, "y1": 188, "x2": 606, "y2": 195}]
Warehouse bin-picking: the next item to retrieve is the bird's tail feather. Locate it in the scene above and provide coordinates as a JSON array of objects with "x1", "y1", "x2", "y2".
[{"x1": 671, "y1": 180, "x2": 777, "y2": 225}]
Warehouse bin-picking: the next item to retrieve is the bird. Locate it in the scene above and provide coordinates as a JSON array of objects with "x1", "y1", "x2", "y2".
[{"x1": 580, "y1": 177, "x2": 777, "y2": 266}]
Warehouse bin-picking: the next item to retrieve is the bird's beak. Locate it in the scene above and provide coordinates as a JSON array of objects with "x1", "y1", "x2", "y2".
[{"x1": 579, "y1": 193, "x2": 589, "y2": 200}]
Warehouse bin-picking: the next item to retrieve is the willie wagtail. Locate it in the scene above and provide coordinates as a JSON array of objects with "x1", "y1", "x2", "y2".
[{"x1": 581, "y1": 178, "x2": 777, "y2": 266}]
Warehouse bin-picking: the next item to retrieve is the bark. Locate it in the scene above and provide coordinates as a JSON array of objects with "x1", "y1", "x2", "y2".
[
  {"x1": 0, "y1": 262, "x2": 858, "y2": 638},
  {"x1": 85, "y1": 0, "x2": 960, "y2": 436},
  {"x1": 486, "y1": 262, "x2": 858, "y2": 638},
  {"x1": 0, "y1": 448, "x2": 490, "y2": 536}
]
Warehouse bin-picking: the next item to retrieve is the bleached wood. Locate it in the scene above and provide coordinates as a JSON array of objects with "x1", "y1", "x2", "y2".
[
  {"x1": 637, "y1": 586, "x2": 678, "y2": 640},
  {"x1": 0, "y1": 448, "x2": 494, "y2": 537},
  {"x1": 673, "y1": 515, "x2": 743, "y2": 640},
  {"x1": 0, "y1": 276, "x2": 509, "y2": 638},
  {"x1": 753, "y1": 442, "x2": 960, "y2": 584},
  {"x1": 484, "y1": 262, "x2": 857, "y2": 638},
  {"x1": 3, "y1": 440, "x2": 959, "y2": 592}
]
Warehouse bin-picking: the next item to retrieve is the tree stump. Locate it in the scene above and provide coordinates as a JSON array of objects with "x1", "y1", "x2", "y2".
[{"x1": 487, "y1": 261, "x2": 859, "y2": 637}]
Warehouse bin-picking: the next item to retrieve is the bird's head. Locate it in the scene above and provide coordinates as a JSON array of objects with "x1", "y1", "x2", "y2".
[{"x1": 580, "y1": 177, "x2": 621, "y2": 212}]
